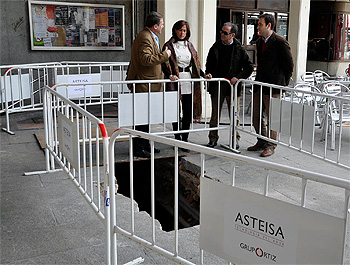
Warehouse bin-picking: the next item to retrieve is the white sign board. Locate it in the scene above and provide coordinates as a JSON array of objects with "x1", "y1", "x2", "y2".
[
  {"x1": 118, "y1": 91, "x2": 178, "y2": 127},
  {"x1": 56, "y1": 74, "x2": 101, "y2": 99},
  {"x1": 1, "y1": 74, "x2": 31, "y2": 103},
  {"x1": 101, "y1": 70, "x2": 128, "y2": 93},
  {"x1": 57, "y1": 111, "x2": 79, "y2": 170},
  {"x1": 270, "y1": 98, "x2": 315, "y2": 145},
  {"x1": 200, "y1": 177, "x2": 345, "y2": 264}
]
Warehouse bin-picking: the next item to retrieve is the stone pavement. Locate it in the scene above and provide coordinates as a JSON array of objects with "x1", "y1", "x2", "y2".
[{"x1": 1, "y1": 108, "x2": 349, "y2": 264}]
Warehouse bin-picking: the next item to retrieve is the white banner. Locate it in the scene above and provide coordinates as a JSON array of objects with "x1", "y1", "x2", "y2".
[
  {"x1": 1, "y1": 74, "x2": 31, "y2": 103},
  {"x1": 118, "y1": 92, "x2": 178, "y2": 127},
  {"x1": 200, "y1": 177, "x2": 345, "y2": 264}
]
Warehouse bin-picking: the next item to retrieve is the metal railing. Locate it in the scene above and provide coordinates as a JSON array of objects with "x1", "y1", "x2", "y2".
[
  {"x1": 52, "y1": 78, "x2": 235, "y2": 146},
  {"x1": 1, "y1": 62, "x2": 129, "y2": 134},
  {"x1": 108, "y1": 128, "x2": 350, "y2": 265},
  {"x1": 36, "y1": 83, "x2": 349, "y2": 264},
  {"x1": 42, "y1": 85, "x2": 111, "y2": 262},
  {"x1": 233, "y1": 79, "x2": 350, "y2": 169}
]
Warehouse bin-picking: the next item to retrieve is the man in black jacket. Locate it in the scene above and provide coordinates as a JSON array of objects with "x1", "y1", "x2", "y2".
[
  {"x1": 247, "y1": 13, "x2": 294, "y2": 157},
  {"x1": 205, "y1": 22, "x2": 254, "y2": 149}
]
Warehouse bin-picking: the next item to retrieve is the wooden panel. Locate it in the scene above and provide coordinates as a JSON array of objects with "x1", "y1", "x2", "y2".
[
  {"x1": 218, "y1": 0, "x2": 255, "y2": 9},
  {"x1": 257, "y1": 0, "x2": 289, "y2": 12}
]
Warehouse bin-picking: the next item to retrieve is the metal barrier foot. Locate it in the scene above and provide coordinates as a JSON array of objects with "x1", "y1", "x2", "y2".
[
  {"x1": 2, "y1": 128, "x2": 15, "y2": 135},
  {"x1": 221, "y1": 144, "x2": 241, "y2": 154},
  {"x1": 24, "y1": 168, "x2": 63, "y2": 176},
  {"x1": 124, "y1": 257, "x2": 144, "y2": 265}
]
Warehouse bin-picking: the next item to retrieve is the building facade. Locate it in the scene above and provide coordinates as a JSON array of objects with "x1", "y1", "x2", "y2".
[{"x1": 1, "y1": 0, "x2": 349, "y2": 80}]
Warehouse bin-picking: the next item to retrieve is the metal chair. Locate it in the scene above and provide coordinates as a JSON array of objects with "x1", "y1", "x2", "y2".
[
  {"x1": 320, "y1": 81, "x2": 349, "y2": 95},
  {"x1": 301, "y1": 72, "x2": 315, "y2": 85},
  {"x1": 313, "y1": 70, "x2": 330, "y2": 86},
  {"x1": 283, "y1": 83, "x2": 324, "y2": 125},
  {"x1": 321, "y1": 96, "x2": 350, "y2": 150},
  {"x1": 319, "y1": 82, "x2": 350, "y2": 150}
]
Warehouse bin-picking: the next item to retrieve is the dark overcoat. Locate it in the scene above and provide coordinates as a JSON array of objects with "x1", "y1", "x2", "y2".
[
  {"x1": 205, "y1": 38, "x2": 254, "y2": 95},
  {"x1": 255, "y1": 32, "x2": 294, "y2": 94}
]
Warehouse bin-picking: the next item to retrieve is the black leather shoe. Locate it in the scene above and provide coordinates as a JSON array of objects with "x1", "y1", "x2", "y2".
[
  {"x1": 134, "y1": 149, "x2": 151, "y2": 158},
  {"x1": 207, "y1": 141, "x2": 217, "y2": 148},
  {"x1": 146, "y1": 147, "x2": 160, "y2": 153}
]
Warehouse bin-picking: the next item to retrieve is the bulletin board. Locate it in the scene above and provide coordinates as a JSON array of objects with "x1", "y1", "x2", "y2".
[{"x1": 28, "y1": 0, "x2": 125, "y2": 50}]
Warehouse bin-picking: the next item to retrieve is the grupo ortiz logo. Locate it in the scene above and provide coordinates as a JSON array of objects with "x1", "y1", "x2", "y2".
[
  {"x1": 240, "y1": 242, "x2": 277, "y2": 262},
  {"x1": 234, "y1": 212, "x2": 285, "y2": 247}
]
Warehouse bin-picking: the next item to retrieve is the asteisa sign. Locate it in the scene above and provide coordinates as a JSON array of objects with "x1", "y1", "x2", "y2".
[
  {"x1": 200, "y1": 177, "x2": 345, "y2": 264},
  {"x1": 56, "y1": 74, "x2": 101, "y2": 99}
]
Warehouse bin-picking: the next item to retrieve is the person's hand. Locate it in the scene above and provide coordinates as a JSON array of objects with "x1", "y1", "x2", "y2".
[
  {"x1": 230, "y1": 77, "x2": 238, "y2": 85},
  {"x1": 170, "y1": 75, "x2": 179, "y2": 81},
  {"x1": 165, "y1": 47, "x2": 171, "y2": 57},
  {"x1": 205, "y1": 73, "x2": 212, "y2": 79}
]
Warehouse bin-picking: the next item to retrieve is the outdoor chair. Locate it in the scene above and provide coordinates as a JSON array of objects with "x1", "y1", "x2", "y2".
[
  {"x1": 301, "y1": 72, "x2": 315, "y2": 86},
  {"x1": 321, "y1": 96, "x2": 350, "y2": 150},
  {"x1": 319, "y1": 82, "x2": 350, "y2": 150},
  {"x1": 313, "y1": 70, "x2": 330, "y2": 86}
]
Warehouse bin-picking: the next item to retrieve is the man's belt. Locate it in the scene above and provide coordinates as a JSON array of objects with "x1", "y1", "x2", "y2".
[{"x1": 178, "y1": 66, "x2": 191, "y2": 72}]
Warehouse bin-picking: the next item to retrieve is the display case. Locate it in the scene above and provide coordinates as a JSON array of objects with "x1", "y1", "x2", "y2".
[{"x1": 28, "y1": 0, "x2": 125, "y2": 50}]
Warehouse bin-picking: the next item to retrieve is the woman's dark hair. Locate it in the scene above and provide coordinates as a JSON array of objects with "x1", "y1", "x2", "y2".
[
  {"x1": 145, "y1": 11, "x2": 163, "y2": 28},
  {"x1": 172, "y1": 20, "x2": 191, "y2": 41}
]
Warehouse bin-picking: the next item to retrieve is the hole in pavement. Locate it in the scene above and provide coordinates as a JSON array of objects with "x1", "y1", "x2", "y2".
[{"x1": 115, "y1": 157, "x2": 200, "y2": 231}]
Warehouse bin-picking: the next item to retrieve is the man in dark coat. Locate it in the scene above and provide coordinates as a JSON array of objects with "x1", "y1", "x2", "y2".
[
  {"x1": 205, "y1": 22, "x2": 254, "y2": 149},
  {"x1": 248, "y1": 13, "x2": 294, "y2": 157}
]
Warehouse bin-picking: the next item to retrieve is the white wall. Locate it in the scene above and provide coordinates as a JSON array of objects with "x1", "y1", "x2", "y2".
[
  {"x1": 158, "y1": 0, "x2": 217, "y2": 118},
  {"x1": 289, "y1": 0, "x2": 311, "y2": 83}
]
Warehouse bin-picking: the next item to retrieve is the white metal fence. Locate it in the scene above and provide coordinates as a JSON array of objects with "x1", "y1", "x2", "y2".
[
  {"x1": 1, "y1": 62, "x2": 129, "y2": 134},
  {"x1": 108, "y1": 128, "x2": 350, "y2": 265},
  {"x1": 38, "y1": 82, "x2": 350, "y2": 264},
  {"x1": 233, "y1": 79, "x2": 350, "y2": 169},
  {"x1": 52, "y1": 78, "x2": 234, "y2": 144},
  {"x1": 42, "y1": 85, "x2": 112, "y2": 262}
]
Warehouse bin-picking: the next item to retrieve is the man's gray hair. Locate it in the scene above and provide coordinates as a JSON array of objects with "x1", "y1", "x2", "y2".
[
  {"x1": 145, "y1": 11, "x2": 163, "y2": 28},
  {"x1": 223, "y1": 22, "x2": 238, "y2": 34}
]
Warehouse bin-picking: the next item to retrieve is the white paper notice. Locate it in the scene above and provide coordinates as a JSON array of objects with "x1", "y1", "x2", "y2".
[
  {"x1": 34, "y1": 22, "x2": 47, "y2": 38},
  {"x1": 99, "y1": 28, "x2": 108, "y2": 43},
  {"x1": 89, "y1": 9, "x2": 95, "y2": 30},
  {"x1": 67, "y1": 75, "x2": 92, "y2": 97},
  {"x1": 43, "y1": 37, "x2": 52, "y2": 47}
]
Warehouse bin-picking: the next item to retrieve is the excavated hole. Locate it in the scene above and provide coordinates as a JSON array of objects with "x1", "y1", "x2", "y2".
[{"x1": 115, "y1": 157, "x2": 200, "y2": 231}]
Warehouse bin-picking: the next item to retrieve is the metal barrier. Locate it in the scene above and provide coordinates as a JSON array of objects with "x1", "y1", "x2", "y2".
[
  {"x1": 34, "y1": 82, "x2": 349, "y2": 264},
  {"x1": 1, "y1": 62, "x2": 129, "y2": 134},
  {"x1": 232, "y1": 79, "x2": 350, "y2": 169},
  {"x1": 109, "y1": 128, "x2": 350, "y2": 264},
  {"x1": 52, "y1": 78, "x2": 236, "y2": 147},
  {"x1": 42, "y1": 85, "x2": 112, "y2": 263},
  {"x1": 36, "y1": 77, "x2": 234, "y2": 265}
]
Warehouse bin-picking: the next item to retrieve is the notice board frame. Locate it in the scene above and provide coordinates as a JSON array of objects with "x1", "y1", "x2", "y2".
[{"x1": 28, "y1": 0, "x2": 125, "y2": 50}]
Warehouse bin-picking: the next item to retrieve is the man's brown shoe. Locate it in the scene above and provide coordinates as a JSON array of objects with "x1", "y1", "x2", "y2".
[
  {"x1": 247, "y1": 143, "x2": 265, "y2": 151},
  {"x1": 260, "y1": 148, "x2": 274, "y2": 157}
]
